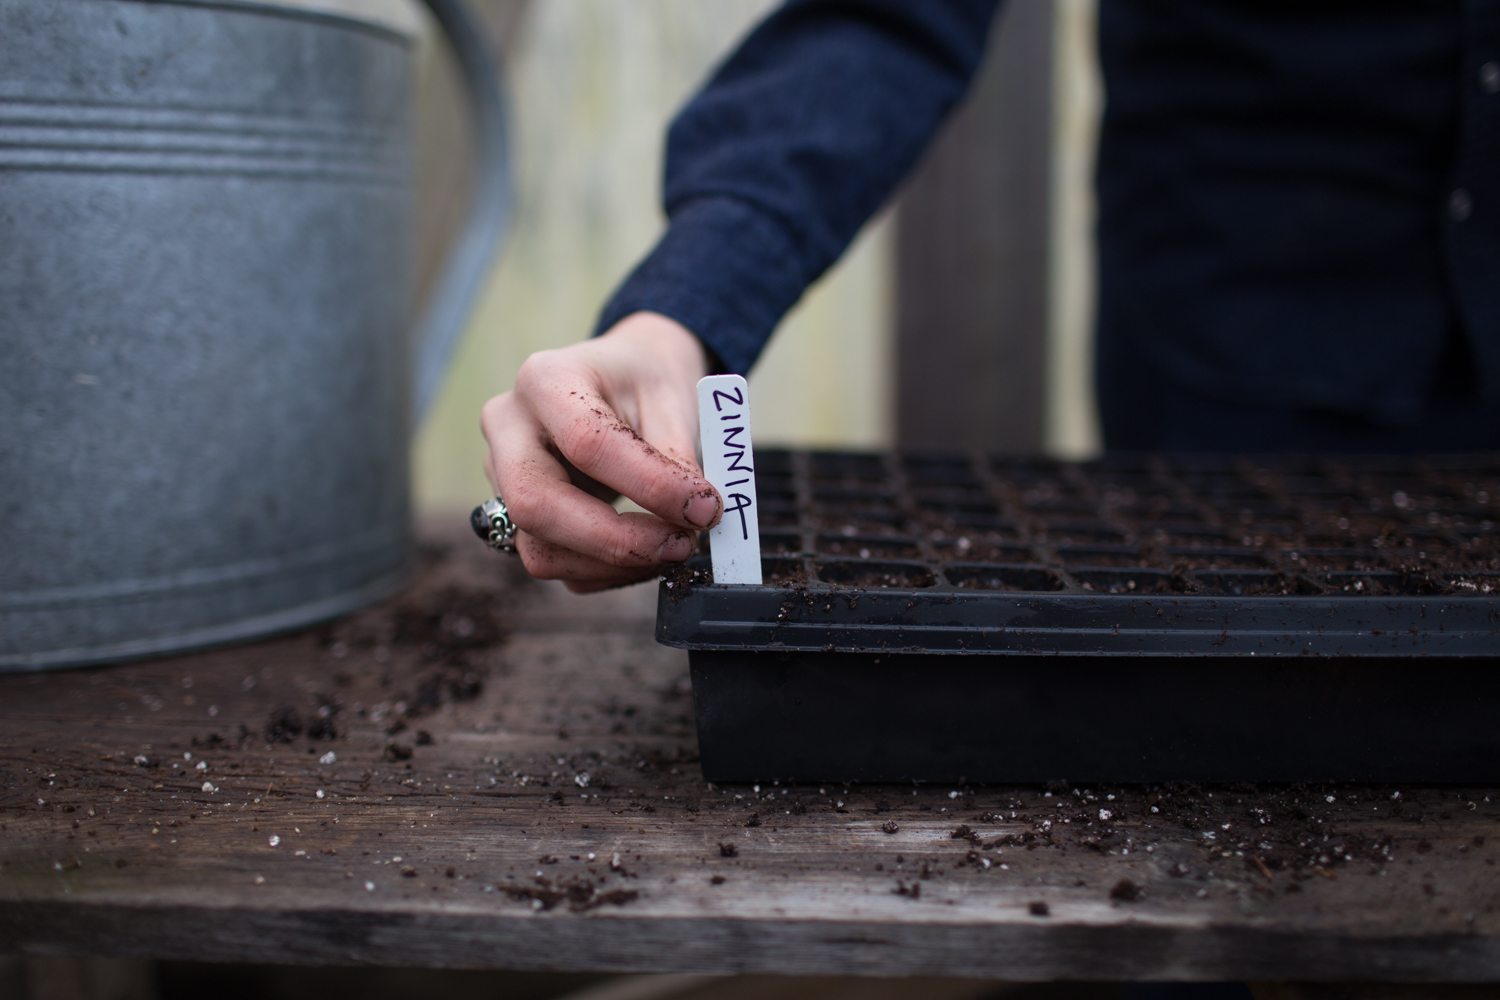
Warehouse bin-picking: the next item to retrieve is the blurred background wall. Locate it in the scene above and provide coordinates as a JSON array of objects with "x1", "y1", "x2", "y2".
[{"x1": 409, "y1": 0, "x2": 1101, "y2": 515}]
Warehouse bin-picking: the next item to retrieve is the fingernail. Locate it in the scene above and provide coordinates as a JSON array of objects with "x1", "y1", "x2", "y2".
[
  {"x1": 684, "y1": 489, "x2": 721, "y2": 529},
  {"x1": 658, "y1": 532, "x2": 694, "y2": 563}
]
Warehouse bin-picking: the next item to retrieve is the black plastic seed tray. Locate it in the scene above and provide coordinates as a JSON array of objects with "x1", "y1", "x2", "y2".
[{"x1": 657, "y1": 449, "x2": 1500, "y2": 784}]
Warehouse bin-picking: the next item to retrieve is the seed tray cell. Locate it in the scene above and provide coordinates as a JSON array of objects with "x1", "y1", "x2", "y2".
[{"x1": 662, "y1": 449, "x2": 1500, "y2": 783}]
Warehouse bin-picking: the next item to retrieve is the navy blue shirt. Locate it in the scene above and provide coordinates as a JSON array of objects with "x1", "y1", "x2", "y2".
[{"x1": 597, "y1": 1, "x2": 1500, "y2": 447}]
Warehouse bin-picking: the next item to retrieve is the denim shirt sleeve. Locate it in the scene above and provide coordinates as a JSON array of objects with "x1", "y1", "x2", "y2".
[{"x1": 594, "y1": 0, "x2": 1003, "y2": 375}]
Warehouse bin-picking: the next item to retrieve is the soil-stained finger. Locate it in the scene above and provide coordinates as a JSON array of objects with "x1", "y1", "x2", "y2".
[
  {"x1": 514, "y1": 532, "x2": 674, "y2": 588},
  {"x1": 486, "y1": 419, "x2": 696, "y2": 570},
  {"x1": 530, "y1": 389, "x2": 722, "y2": 531}
]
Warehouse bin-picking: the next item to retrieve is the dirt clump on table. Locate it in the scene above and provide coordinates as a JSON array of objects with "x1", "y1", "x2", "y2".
[{"x1": 500, "y1": 874, "x2": 640, "y2": 913}]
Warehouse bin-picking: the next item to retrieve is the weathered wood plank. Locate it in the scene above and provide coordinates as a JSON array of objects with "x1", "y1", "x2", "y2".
[
  {"x1": 1, "y1": 524, "x2": 1498, "y2": 980},
  {"x1": 894, "y1": 2, "x2": 1055, "y2": 453}
]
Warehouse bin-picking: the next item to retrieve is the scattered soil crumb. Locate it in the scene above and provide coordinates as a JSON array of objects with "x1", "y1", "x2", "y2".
[
  {"x1": 501, "y1": 875, "x2": 640, "y2": 913},
  {"x1": 264, "y1": 707, "x2": 303, "y2": 743}
]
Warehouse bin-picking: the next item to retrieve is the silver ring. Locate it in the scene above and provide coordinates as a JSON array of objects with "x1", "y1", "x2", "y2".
[{"x1": 470, "y1": 496, "x2": 519, "y2": 555}]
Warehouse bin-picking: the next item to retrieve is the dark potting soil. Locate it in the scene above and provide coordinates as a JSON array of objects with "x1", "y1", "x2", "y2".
[{"x1": 665, "y1": 450, "x2": 1499, "y2": 599}]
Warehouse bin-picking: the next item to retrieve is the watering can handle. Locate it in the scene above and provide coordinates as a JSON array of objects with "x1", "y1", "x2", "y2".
[{"x1": 412, "y1": 0, "x2": 512, "y2": 427}]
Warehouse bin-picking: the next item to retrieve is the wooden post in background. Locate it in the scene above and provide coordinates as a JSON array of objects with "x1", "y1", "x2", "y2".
[{"x1": 894, "y1": 2, "x2": 1058, "y2": 454}]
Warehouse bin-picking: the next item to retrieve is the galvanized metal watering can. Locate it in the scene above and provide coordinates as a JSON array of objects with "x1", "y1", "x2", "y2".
[{"x1": 0, "y1": 0, "x2": 510, "y2": 670}]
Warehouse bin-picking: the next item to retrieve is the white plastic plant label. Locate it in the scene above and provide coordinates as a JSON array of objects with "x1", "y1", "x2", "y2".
[{"x1": 696, "y1": 374, "x2": 762, "y2": 585}]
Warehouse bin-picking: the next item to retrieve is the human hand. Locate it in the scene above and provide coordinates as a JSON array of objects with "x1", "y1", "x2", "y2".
[{"x1": 479, "y1": 312, "x2": 722, "y2": 592}]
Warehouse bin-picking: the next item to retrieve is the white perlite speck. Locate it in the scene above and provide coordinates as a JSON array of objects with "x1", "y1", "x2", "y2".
[
  {"x1": 319, "y1": 751, "x2": 337, "y2": 765},
  {"x1": 268, "y1": 835, "x2": 281, "y2": 848}
]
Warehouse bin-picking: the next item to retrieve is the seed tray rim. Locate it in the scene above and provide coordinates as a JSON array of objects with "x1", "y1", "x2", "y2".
[{"x1": 657, "y1": 584, "x2": 1500, "y2": 658}]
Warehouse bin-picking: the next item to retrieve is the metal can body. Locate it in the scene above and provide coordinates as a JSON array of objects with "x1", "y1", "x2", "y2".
[{"x1": 1, "y1": 0, "x2": 417, "y2": 669}]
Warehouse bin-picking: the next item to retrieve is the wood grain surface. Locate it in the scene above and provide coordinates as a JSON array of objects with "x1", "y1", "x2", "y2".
[{"x1": 2, "y1": 523, "x2": 1498, "y2": 981}]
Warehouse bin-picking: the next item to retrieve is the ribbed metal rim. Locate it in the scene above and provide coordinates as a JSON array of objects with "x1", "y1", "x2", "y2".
[{"x1": 132, "y1": 0, "x2": 424, "y2": 45}]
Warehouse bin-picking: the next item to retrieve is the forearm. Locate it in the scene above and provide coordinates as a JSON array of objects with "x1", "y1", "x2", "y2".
[{"x1": 596, "y1": 0, "x2": 1003, "y2": 374}]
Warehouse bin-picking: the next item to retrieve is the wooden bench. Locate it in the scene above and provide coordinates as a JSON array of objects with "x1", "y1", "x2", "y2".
[{"x1": 2, "y1": 524, "x2": 1497, "y2": 995}]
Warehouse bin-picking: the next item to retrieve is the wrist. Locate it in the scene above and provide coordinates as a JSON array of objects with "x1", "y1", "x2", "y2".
[{"x1": 603, "y1": 311, "x2": 713, "y2": 381}]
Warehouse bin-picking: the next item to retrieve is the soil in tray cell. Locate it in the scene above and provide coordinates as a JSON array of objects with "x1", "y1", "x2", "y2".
[
  {"x1": 1191, "y1": 485, "x2": 1272, "y2": 509},
  {"x1": 1448, "y1": 478, "x2": 1499, "y2": 506},
  {"x1": 758, "y1": 532, "x2": 804, "y2": 556},
  {"x1": 666, "y1": 557, "x2": 807, "y2": 590},
  {"x1": 1302, "y1": 513, "x2": 1408, "y2": 544},
  {"x1": 1107, "y1": 497, "x2": 1205, "y2": 522},
  {"x1": 1083, "y1": 466, "x2": 1160, "y2": 489},
  {"x1": 1188, "y1": 570, "x2": 1324, "y2": 596},
  {"x1": 1385, "y1": 566, "x2": 1450, "y2": 595},
  {"x1": 902, "y1": 454, "x2": 981, "y2": 488},
  {"x1": 814, "y1": 509, "x2": 906, "y2": 536},
  {"x1": 1072, "y1": 568, "x2": 1194, "y2": 595},
  {"x1": 1164, "y1": 547, "x2": 1272, "y2": 571},
  {"x1": 757, "y1": 494, "x2": 799, "y2": 513},
  {"x1": 1444, "y1": 572, "x2": 1500, "y2": 595},
  {"x1": 755, "y1": 470, "x2": 795, "y2": 493},
  {"x1": 947, "y1": 565, "x2": 1067, "y2": 592},
  {"x1": 1041, "y1": 521, "x2": 1129, "y2": 546},
  {"x1": 921, "y1": 507, "x2": 1023, "y2": 539},
  {"x1": 809, "y1": 484, "x2": 885, "y2": 504},
  {"x1": 1053, "y1": 544, "x2": 1151, "y2": 569},
  {"x1": 1298, "y1": 527, "x2": 1394, "y2": 550},
  {"x1": 1224, "y1": 508, "x2": 1304, "y2": 534},
  {"x1": 755, "y1": 449, "x2": 796, "y2": 475},
  {"x1": 1149, "y1": 525, "x2": 1235, "y2": 548},
  {"x1": 933, "y1": 537, "x2": 1033, "y2": 563},
  {"x1": 1281, "y1": 548, "x2": 1387, "y2": 573},
  {"x1": 1416, "y1": 508, "x2": 1499, "y2": 533},
  {"x1": 1013, "y1": 481, "x2": 1089, "y2": 511},
  {"x1": 1028, "y1": 497, "x2": 1104, "y2": 519},
  {"x1": 1317, "y1": 571, "x2": 1406, "y2": 596},
  {"x1": 817, "y1": 534, "x2": 922, "y2": 560},
  {"x1": 909, "y1": 482, "x2": 990, "y2": 502},
  {"x1": 1279, "y1": 472, "x2": 1357, "y2": 495},
  {"x1": 1175, "y1": 467, "x2": 1253, "y2": 488},
  {"x1": 807, "y1": 474, "x2": 888, "y2": 496},
  {"x1": 756, "y1": 486, "x2": 798, "y2": 508},
  {"x1": 761, "y1": 557, "x2": 810, "y2": 587},
  {"x1": 1454, "y1": 538, "x2": 1500, "y2": 571},
  {"x1": 756, "y1": 502, "x2": 801, "y2": 532},
  {"x1": 807, "y1": 449, "x2": 884, "y2": 476},
  {"x1": 814, "y1": 560, "x2": 936, "y2": 589}
]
